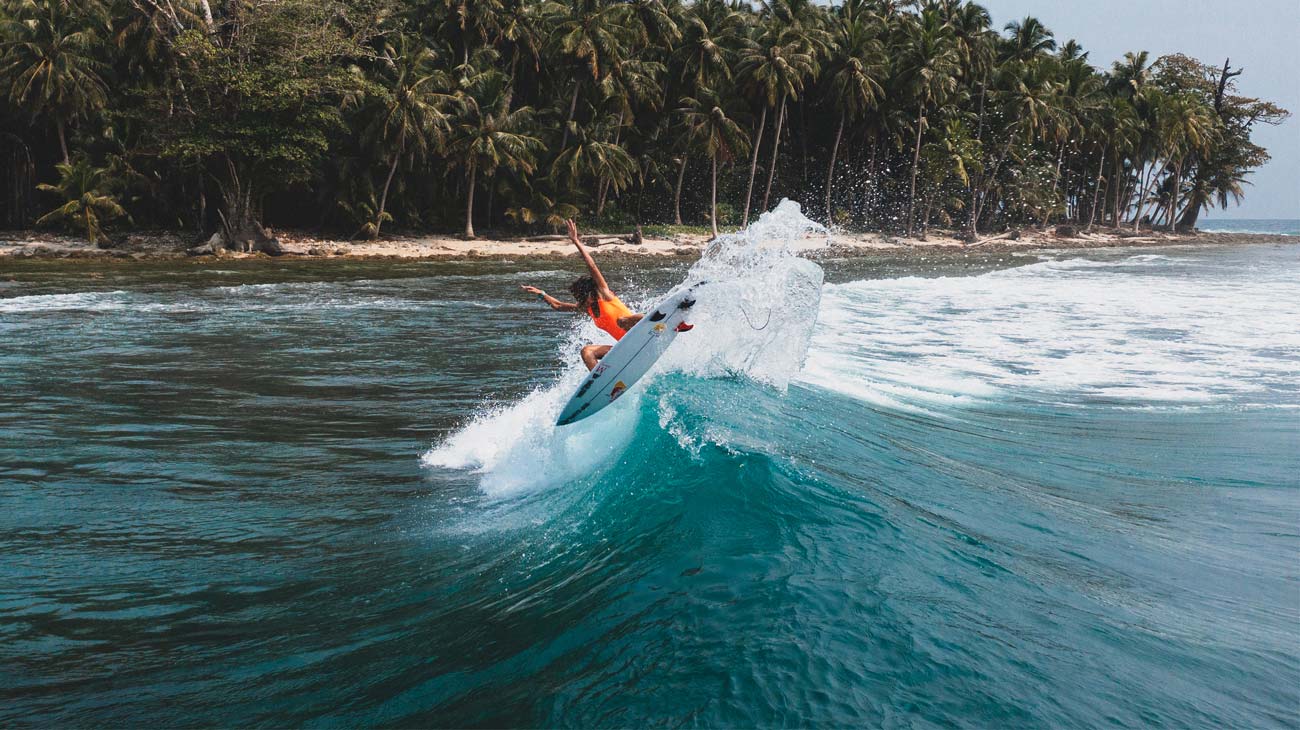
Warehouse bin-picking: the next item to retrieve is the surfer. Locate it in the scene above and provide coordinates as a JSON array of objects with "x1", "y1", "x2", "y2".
[{"x1": 521, "y1": 219, "x2": 644, "y2": 370}]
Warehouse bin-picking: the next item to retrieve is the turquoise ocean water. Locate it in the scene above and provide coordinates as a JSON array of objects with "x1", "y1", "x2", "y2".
[
  {"x1": 1200, "y1": 218, "x2": 1300, "y2": 236},
  {"x1": 2, "y1": 206, "x2": 1298, "y2": 726}
]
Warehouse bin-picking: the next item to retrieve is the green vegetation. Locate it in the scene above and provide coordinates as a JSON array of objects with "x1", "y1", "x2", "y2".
[
  {"x1": 35, "y1": 156, "x2": 127, "y2": 244},
  {"x1": 0, "y1": 0, "x2": 1289, "y2": 247}
]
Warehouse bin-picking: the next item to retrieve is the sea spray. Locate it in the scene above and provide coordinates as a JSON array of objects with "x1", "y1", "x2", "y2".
[
  {"x1": 657, "y1": 199, "x2": 827, "y2": 388},
  {"x1": 424, "y1": 199, "x2": 830, "y2": 494}
]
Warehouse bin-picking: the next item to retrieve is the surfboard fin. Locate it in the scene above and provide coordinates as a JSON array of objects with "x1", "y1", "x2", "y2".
[
  {"x1": 678, "y1": 297, "x2": 695, "y2": 310},
  {"x1": 674, "y1": 322, "x2": 694, "y2": 332}
]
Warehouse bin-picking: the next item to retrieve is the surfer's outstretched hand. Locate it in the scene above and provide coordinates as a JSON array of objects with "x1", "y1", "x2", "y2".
[
  {"x1": 520, "y1": 285, "x2": 544, "y2": 296},
  {"x1": 566, "y1": 219, "x2": 581, "y2": 247}
]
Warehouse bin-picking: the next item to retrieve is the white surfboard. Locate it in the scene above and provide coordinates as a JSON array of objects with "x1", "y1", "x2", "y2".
[{"x1": 556, "y1": 283, "x2": 702, "y2": 426}]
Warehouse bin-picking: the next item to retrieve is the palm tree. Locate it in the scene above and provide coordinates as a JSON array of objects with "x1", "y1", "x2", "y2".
[
  {"x1": 1110, "y1": 51, "x2": 1151, "y2": 99},
  {"x1": 942, "y1": 0, "x2": 995, "y2": 237},
  {"x1": 1003, "y1": 15, "x2": 1056, "y2": 64},
  {"x1": 822, "y1": 3, "x2": 884, "y2": 221},
  {"x1": 625, "y1": 0, "x2": 681, "y2": 49},
  {"x1": 897, "y1": 8, "x2": 958, "y2": 236},
  {"x1": 736, "y1": 33, "x2": 813, "y2": 225},
  {"x1": 551, "y1": 0, "x2": 632, "y2": 150},
  {"x1": 450, "y1": 65, "x2": 544, "y2": 238},
  {"x1": 442, "y1": 0, "x2": 506, "y2": 66},
  {"x1": 593, "y1": 56, "x2": 665, "y2": 215},
  {"x1": 1154, "y1": 91, "x2": 1215, "y2": 229},
  {"x1": 1054, "y1": 55, "x2": 1105, "y2": 218},
  {"x1": 552, "y1": 115, "x2": 637, "y2": 212},
  {"x1": 679, "y1": 87, "x2": 749, "y2": 237},
  {"x1": 36, "y1": 156, "x2": 127, "y2": 244},
  {"x1": 752, "y1": 0, "x2": 827, "y2": 215},
  {"x1": 0, "y1": 0, "x2": 109, "y2": 163},
  {"x1": 497, "y1": 0, "x2": 559, "y2": 107},
  {"x1": 363, "y1": 35, "x2": 453, "y2": 238},
  {"x1": 669, "y1": 0, "x2": 743, "y2": 225},
  {"x1": 674, "y1": 0, "x2": 742, "y2": 92},
  {"x1": 1084, "y1": 95, "x2": 1135, "y2": 229}
]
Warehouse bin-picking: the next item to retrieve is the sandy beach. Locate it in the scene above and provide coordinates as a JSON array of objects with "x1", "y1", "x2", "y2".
[{"x1": 1, "y1": 225, "x2": 1293, "y2": 263}]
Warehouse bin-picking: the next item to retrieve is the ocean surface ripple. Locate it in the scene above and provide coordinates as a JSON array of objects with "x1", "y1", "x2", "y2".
[{"x1": 2, "y1": 223, "x2": 1297, "y2": 726}]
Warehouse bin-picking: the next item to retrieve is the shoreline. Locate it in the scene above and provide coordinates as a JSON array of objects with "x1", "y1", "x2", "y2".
[{"x1": 0, "y1": 227, "x2": 1295, "y2": 264}]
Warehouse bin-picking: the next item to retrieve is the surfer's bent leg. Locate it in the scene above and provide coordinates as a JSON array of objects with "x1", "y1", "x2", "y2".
[
  {"x1": 616, "y1": 314, "x2": 643, "y2": 331},
  {"x1": 581, "y1": 344, "x2": 613, "y2": 370}
]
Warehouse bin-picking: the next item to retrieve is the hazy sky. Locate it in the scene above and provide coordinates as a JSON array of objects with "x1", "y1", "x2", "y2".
[{"x1": 978, "y1": 0, "x2": 1299, "y2": 219}]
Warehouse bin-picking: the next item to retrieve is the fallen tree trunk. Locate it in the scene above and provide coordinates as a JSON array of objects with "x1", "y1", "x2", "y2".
[{"x1": 968, "y1": 230, "x2": 1019, "y2": 247}]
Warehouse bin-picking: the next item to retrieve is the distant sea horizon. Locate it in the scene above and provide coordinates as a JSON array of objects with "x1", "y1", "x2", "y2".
[{"x1": 1199, "y1": 218, "x2": 1300, "y2": 236}]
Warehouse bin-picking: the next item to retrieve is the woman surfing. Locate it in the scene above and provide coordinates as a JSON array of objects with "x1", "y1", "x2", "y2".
[{"x1": 520, "y1": 219, "x2": 644, "y2": 370}]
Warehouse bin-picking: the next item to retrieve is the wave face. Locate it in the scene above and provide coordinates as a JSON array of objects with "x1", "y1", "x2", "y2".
[{"x1": 2, "y1": 229, "x2": 1298, "y2": 726}]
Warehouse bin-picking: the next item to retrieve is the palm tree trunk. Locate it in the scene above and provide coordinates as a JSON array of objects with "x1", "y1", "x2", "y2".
[
  {"x1": 1137, "y1": 159, "x2": 1170, "y2": 231},
  {"x1": 824, "y1": 111, "x2": 845, "y2": 223},
  {"x1": 374, "y1": 150, "x2": 401, "y2": 239},
  {"x1": 464, "y1": 161, "x2": 477, "y2": 239},
  {"x1": 596, "y1": 110, "x2": 625, "y2": 216},
  {"x1": 56, "y1": 117, "x2": 69, "y2": 165},
  {"x1": 865, "y1": 136, "x2": 879, "y2": 226},
  {"x1": 761, "y1": 97, "x2": 786, "y2": 212},
  {"x1": 197, "y1": 176, "x2": 206, "y2": 235},
  {"x1": 741, "y1": 105, "x2": 767, "y2": 227},
  {"x1": 967, "y1": 79, "x2": 986, "y2": 239},
  {"x1": 197, "y1": 0, "x2": 215, "y2": 32},
  {"x1": 635, "y1": 161, "x2": 647, "y2": 226},
  {"x1": 710, "y1": 153, "x2": 718, "y2": 238},
  {"x1": 799, "y1": 100, "x2": 808, "y2": 185},
  {"x1": 1119, "y1": 168, "x2": 1132, "y2": 224},
  {"x1": 1113, "y1": 159, "x2": 1126, "y2": 227},
  {"x1": 1046, "y1": 139, "x2": 1065, "y2": 228},
  {"x1": 1133, "y1": 161, "x2": 1155, "y2": 232},
  {"x1": 1169, "y1": 158, "x2": 1181, "y2": 231},
  {"x1": 673, "y1": 155, "x2": 687, "y2": 225},
  {"x1": 966, "y1": 185, "x2": 979, "y2": 240},
  {"x1": 504, "y1": 49, "x2": 520, "y2": 111},
  {"x1": 561, "y1": 81, "x2": 581, "y2": 150},
  {"x1": 1087, "y1": 142, "x2": 1107, "y2": 230},
  {"x1": 905, "y1": 102, "x2": 925, "y2": 237}
]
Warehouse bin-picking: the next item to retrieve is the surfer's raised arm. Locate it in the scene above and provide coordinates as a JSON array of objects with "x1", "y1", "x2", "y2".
[
  {"x1": 566, "y1": 219, "x2": 612, "y2": 297},
  {"x1": 520, "y1": 285, "x2": 577, "y2": 311}
]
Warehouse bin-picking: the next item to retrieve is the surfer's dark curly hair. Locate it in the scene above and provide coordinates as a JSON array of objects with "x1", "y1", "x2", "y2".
[{"x1": 570, "y1": 275, "x2": 600, "y2": 317}]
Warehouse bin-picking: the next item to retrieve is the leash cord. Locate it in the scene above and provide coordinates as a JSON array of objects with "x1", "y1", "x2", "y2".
[{"x1": 739, "y1": 304, "x2": 771, "y2": 331}]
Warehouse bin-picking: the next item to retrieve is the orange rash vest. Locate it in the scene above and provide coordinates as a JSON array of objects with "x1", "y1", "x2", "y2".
[{"x1": 589, "y1": 295, "x2": 634, "y2": 340}]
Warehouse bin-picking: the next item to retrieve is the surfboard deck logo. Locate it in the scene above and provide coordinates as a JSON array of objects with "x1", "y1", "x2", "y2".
[
  {"x1": 609, "y1": 381, "x2": 627, "y2": 401},
  {"x1": 555, "y1": 283, "x2": 702, "y2": 426}
]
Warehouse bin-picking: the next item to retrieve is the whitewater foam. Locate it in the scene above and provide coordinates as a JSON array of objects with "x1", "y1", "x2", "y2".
[{"x1": 801, "y1": 252, "x2": 1300, "y2": 410}]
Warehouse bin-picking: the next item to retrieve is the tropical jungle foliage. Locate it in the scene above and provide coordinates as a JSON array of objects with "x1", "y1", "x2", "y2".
[{"x1": 0, "y1": 0, "x2": 1288, "y2": 245}]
